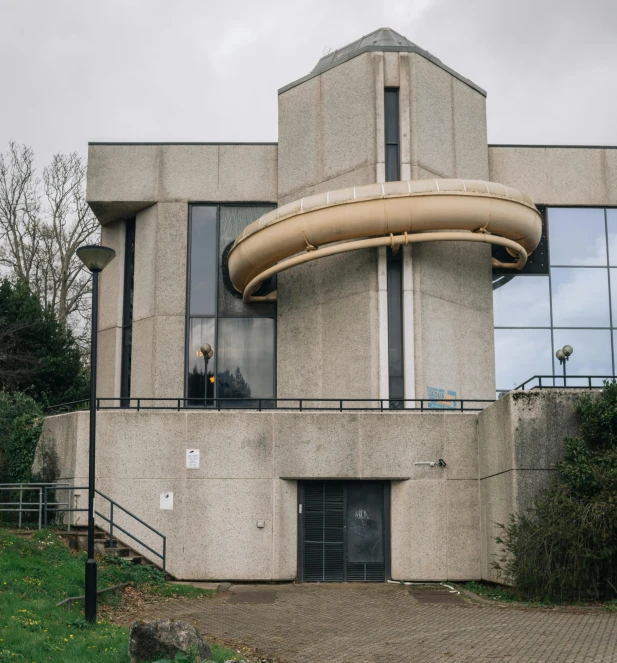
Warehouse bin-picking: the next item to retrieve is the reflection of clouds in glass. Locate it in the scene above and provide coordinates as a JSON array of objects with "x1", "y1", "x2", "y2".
[
  {"x1": 495, "y1": 329, "x2": 552, "y2": 390},
  {"x1": 493, "y1": 276, "x2": 550, "y2": 327},
  {"x1": 608, "y1": 211, "x2": 617, "y2": 266},
  {"x1": 548, "y1": 208, "x2": 606, "y2": 266},
  {"x1": 553, "y1": 329, "x2": 612, "y2": 376},
  {"x1": 551, "y1": 268, "x2": 610, "y2": 326},
  {"x1": 218, "y1": 318, "x2": 274, "y2": 397}
]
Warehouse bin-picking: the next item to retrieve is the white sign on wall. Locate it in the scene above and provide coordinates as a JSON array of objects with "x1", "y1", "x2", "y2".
[
  {"x1": 186, "y1": 449, "x2": 200, "y2": 469},
  {"x1": 160, "y1": 492, "x2": 174, "y2": 510}
]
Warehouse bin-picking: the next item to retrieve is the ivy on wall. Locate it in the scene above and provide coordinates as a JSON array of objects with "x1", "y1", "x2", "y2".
[{"x1": 0, "y1": 391, "x2": 44, "y2": 483}]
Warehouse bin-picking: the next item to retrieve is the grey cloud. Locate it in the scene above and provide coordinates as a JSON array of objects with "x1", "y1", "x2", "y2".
[{"x1": 0, "y1": 0, "x2": 615, "y2": 167}]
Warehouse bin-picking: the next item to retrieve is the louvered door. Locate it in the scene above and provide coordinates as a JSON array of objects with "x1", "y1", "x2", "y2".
[
  {"x1": 299, "y1": 481, "x2": 388, "y2": 582},
  {"x1": 302, "y1": 481, "x2": 345, "y2": 581}
]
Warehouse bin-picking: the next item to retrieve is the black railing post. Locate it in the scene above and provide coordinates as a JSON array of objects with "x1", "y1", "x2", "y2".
[
  {"x1": 460, "y1": 399, "x2": 464, "y2": 412},
  {"x1": 44, "y1": 486, "x2": 48, "y2": 528},
  {"x1": 299, "y1": 399, "x2": 303, "y2": 412},
  {"x1": 109, "y1": 502, "x2": 114, "y2": 549},
  {"x1": 162, "y1": 537, "x2": 166, "y2": 574}
]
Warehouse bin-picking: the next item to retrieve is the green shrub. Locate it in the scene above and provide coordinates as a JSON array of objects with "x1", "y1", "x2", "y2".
[
  {"x1": 494, "y1": 381, "x2": 617, "y2": 602},
  {"x1": 0, "y1": 390, "x2": 44, "y2": 483}
]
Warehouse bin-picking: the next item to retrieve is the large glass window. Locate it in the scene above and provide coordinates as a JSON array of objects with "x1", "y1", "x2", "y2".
[
  {"x1": 186, "y1": 204, "x2": 276, "y2": 406},
  {"x1": 494, "y1": 207, "x2": 616, "y2": 393}
]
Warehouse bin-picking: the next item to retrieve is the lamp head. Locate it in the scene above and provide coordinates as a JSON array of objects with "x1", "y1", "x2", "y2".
[
  {"x1": 556, "y1": 349, "x2": 565, "y2": 361},
  {"x1": 76, "y1": 245, "x2": 116, "y2": 272},
  {"x1": 562, "y1": 345, "x2": 573, "y2": 358},
  {"x1": 200, "y1": 344, "x2": 213, "y2": 359}
]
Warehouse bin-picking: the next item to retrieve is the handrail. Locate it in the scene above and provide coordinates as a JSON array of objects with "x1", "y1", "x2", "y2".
[
  {"x1": 0, "y1": 482, "x2": 166, "y2": 573},
  {"x1": 48, "y1": 397, "x2": 495, "y2": 414},
  {"x1": 511, "y1": 375, "x2": 617, "y2": 391}
]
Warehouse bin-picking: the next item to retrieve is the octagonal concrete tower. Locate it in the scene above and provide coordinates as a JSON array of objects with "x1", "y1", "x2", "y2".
[{"x1": 276, "y1": 28, "x2": 494, "y2": 403}]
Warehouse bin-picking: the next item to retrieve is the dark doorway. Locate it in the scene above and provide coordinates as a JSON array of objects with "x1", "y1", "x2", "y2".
[{"x1": 298, "y1": 481, "x2": 390, "y2": 582}]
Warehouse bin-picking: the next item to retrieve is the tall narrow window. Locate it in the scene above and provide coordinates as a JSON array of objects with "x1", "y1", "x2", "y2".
[
  {"x1": 120, "y1": 218, "x2": 135, "y2": 405},
  {"x1": 387, "y1": 247, "x2": 404, "y2": 406},
  {"x1": 186, "y1": 205, "x2": 276, "y2": 407},
  {"x1": 384, "y1": 88, "x2": 400, "y2": 182}
]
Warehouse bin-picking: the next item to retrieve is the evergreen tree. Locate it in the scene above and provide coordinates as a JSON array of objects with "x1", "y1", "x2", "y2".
[{"x1": 0, "y1": 279, "x2": 88, "y2": 405}]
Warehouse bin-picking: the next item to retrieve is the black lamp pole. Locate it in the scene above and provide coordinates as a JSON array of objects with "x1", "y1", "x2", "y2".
[
  {"x1": 85, "y1": 268, "x2": 100, "y2": 623},
  {"x1": 76, "y1": 244, "x2": 116, "y2": 625}
]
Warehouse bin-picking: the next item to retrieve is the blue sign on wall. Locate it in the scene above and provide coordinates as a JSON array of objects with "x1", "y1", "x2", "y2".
[{"x1": 427, "y1": 386, "x2": 457, "y2": 409}]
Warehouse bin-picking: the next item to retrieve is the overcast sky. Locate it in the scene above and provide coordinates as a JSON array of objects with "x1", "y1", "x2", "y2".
[{"x1": 0, "y1": 0, "x2": 615, "y2": 166}]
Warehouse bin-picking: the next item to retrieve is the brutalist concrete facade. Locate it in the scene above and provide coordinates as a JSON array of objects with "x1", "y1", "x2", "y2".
[{"x1": 37, "y1": 28, "x2": 617, "y2": 581}]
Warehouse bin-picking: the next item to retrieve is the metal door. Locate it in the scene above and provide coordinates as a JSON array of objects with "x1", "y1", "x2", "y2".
[{"x1": 299, "y1": 481, "x2": 389, "y2": 582}]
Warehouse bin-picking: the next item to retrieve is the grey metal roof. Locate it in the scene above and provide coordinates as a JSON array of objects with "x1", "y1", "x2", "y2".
[{"x1": 279, "y1": 27, "x2": 486, "y2": 97}]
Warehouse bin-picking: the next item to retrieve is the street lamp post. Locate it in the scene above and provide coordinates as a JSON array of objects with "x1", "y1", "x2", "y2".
[
  {"x1": 556, "y1": 344, "x2": 574, "y2": 386},
  {"x1": 200, "y1": 344, "x2": 214, "y2": 405},
  {"x1": 76, "y1": 244, "x2": 116, "y2": 624}
]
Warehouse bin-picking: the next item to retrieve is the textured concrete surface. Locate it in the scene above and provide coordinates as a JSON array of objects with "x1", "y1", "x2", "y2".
[
  {"x1": 277, "y1": 52, "x2": 378, "y2": 202},
  {"x1": 87, "y1": 143, "x2": 278, "y2": 224},
  {"x1": 37, "y1": 389, "x2": 591, "y2": 582},
  {"x1": 39, "y1": 409, "x2": 479, "y2": 580},
  {"x1": 408, "y1": 53, "x2": 489, "y2": 181},
  {"x1": 412, "y1": 242, "x2": 496, "y2": 401},
  {"x1": 477, "y1": 390, "x2": 588, "y2": 581},
  {"x1": 277, "y1": 250, "x2": 380, "y2": 400},
  {"x1": 121, "y1": 583, "x2": 617, "y2": 663},
  {"x1": 488, "y1": 146, "x2": 617, "y2": 205}
]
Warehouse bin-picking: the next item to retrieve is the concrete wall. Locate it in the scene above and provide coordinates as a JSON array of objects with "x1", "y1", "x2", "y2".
[
  {"x1": 89, "y1": 144, "x2": 279, "y2": 400},
  {"x1": 98, "y1": 221, "x2": 126, "y2": 398},
  {"x1": 39, "y1": 409, "x2": 481, "y2": 581},
  {"x1": 130, "y1": 203, "x2": 187, "y2": 399},
  {"x1": 488, "y1": 146, "x2": 617, "y2": 205},
  {"x1": 87, "y1": 143, "x2": 278, "y2": 225},
  {"x1": 276, "y1": 52, "x2": 382, "y2": 399},
  {"x1": 400, "y1": 53, "x2": 495, "y2": 401},
  {"x1": 477, "y1": 390, "x2": 584, "y2": 582}
]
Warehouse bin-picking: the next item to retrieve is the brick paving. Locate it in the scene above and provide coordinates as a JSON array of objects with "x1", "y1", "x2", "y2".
[{"x1": 123, "y1": 583, "x2": 617, "y2": 662}]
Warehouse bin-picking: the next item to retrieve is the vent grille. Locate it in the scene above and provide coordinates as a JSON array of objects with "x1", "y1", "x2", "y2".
[
  {"x1": 303, "y1": 482, "x2": 345, "y2": 582},
  {"x1": 346, "y1": 562, "x2": 386, "y2": 582}
]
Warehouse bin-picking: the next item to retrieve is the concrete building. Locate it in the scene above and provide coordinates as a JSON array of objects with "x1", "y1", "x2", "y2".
[{"x1": 38, "y1": 28, "x2": 617, "y2": 582}]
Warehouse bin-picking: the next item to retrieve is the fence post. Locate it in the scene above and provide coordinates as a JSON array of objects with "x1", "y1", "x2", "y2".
[
  {"x1": 38, "y1": 488, "x2": 42, "y2": 530},
  {"x1": 18, "y1": 484, "x2": 23, "y2": 528},
  {"x1": 44, "y1": 486, "x2": 48, "y2": 528},
  {"x1": 163, "y1": 537, "x2": 167, "y2": 574}
]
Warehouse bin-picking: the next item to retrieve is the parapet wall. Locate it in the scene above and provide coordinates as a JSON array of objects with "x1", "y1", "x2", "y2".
[{"x1": 35, "y1": 390, "x2": 585, "y2": 582}]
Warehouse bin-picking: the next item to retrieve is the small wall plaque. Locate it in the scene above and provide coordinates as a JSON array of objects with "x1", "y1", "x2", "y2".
[
  {"x1": 160, "y1": 492, "x2": 174, "y2": 510},
  {"x1": 186, "y1": 449, "x2": 200, "y2": 469}
]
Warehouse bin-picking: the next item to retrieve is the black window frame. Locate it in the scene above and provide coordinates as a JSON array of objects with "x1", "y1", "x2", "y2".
[
  {"x1": 386, "y1": 247, "x2": 404, "y2": 406},
  {"x1": 384, "y1": 88, "x2": 400, "y2": 182},
  {"x1": 184, "y1": 203, "x2": 277, "y2": 405},
  {"x1": 120, "y1": 218, "x2": 136, "y2": 406}
]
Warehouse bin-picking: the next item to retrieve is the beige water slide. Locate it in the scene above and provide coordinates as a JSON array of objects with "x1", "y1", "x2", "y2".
[{"x1": 227, "y1": 178, "x2": 543, "y2": 303}]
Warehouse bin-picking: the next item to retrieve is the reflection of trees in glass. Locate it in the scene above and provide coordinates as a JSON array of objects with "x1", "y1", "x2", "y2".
[
  {"x1": 217, "y1": 367, "x2": 252, "y2": 399},
  {"x1": 187, "y1": 366, "x2": 214, "y2": 403}
]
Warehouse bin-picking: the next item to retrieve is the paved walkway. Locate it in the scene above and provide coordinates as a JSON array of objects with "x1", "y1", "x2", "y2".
[{"x1": 123, "y1": 583, "x2": 617, "y2": 662}]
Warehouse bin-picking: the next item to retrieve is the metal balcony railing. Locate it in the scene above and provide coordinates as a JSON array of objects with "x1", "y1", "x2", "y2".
[
  {"x1": 47, "y1": 397, "x2": 495, "y2": 414},
  {"x1": 512, "y1": 375, "x2": 617, "y2": 391}
]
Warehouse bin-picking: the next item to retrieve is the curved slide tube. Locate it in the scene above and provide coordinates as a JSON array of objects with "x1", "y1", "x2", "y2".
[{"x1": 227, "y1": 179, "x2": 543, "y2": 303}]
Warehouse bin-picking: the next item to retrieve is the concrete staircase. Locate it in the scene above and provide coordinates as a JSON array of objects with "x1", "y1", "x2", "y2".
[{"x1": 60, "y1": 525, "x2": 169, "y2": 575}]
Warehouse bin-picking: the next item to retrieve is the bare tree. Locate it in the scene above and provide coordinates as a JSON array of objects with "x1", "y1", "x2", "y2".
[
  {"x1": 0, "y1": 142, "x2": 41, "y2": 284},
  {"x1": 0, "y1": 142, "x2": 98, "y2": 335}
]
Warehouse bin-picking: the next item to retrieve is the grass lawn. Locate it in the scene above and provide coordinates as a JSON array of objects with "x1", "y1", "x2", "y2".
[{"x1": 0, "y1": 528, "x2": 244, "y2": 662}]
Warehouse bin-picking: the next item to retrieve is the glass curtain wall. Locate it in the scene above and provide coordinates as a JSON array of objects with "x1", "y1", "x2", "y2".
[
  {"x1": 494, "y1": 207, "x2": 617, "y2": 393},
  {"x1": 186, "y1": 204, "x2": 276, "y2": 406}
]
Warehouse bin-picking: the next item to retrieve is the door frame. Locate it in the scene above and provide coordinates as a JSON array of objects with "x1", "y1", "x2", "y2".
[{"x1": 297, "y1": 480, "x2": 391, "y2": 582}]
